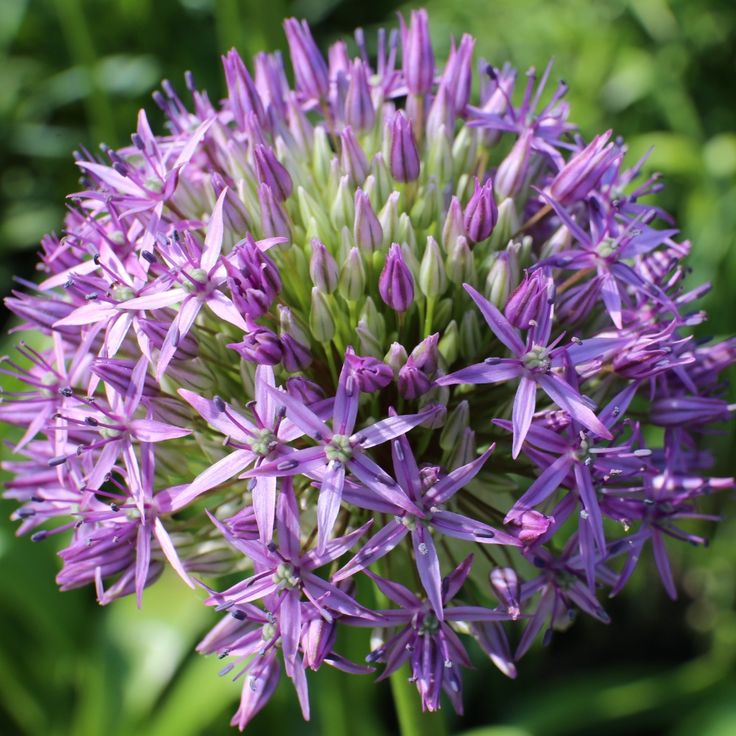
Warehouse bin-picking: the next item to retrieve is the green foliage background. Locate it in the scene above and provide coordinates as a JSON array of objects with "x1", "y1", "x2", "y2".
[{"x1": 0, "y1": 1, "x2": 734, "y2": 734}]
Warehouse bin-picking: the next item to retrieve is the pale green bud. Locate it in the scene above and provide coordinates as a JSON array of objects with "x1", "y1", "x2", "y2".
[
  {"x1": 418, "y1": 391, "x2": 448, "y2": 428},
  {"x1": 298, "y1": 187, "x2": 332, "y2": 243},
  {"x1": 311, "y1": 127, "x2": 333, "y2": 188},
  {"x1": 438, "y1": 319, "x2": 459, "y2": 365},
  {"x1": 385, "y1": 342, "x2": 408, "y2": 375},
  {"x1": 309, "y1": 287, "x2": 335, "y2": 343},
  {"x1": 330, "y1": 175, "x2": 355, "y2": 230},
  {"x1": 541, "y1": 223, "x2": 572, "y2": 259},
  {"x1": 379, "y1": 191, "x2": 400, "y2": 247},
  {"x1": 439, "y1": 399, "x2": 470, "y2": 452},
  {"x1": 460, "y1": 309, "x2": 482, "y2": 362},
  {"x1": 338, "y1": 247, "x2": 366, "y2": 302},
  {"x1": 370, "y1": 152, "x2": 393, "y2": 209},
  {"x1": 360, "y1": 296, "x2": 385, "y2": 344},
  {"x1": 487, "y1": 197, "x2": 520, "y2": 251},
  {"x1": 447, "y1": 427, "x2": 476, "y2": 469},
  {"x1": 446, "y1": 235, "x2": 477, "y2": 286},
  {"x1": 397, "y1": 213, "x2": 417, "y2": 253},
  {"x1": 356, "y1": 319, "x2": 384, "y2": 358},
  {"x1": 442, "y1": 196, "x2": 464, "y2": 251},
  {"x1": 410, "y1": 177, "x2": 441, "y2": 230},
  {"x1": 426, "y1": 124, "x2": 454, "y2": 183},
  {"x1": 434, "y1": 298, "x2": 453, "y2": 331},
  {"x1": 419, "y1": 236, "x2": 447, "y2": 298},
  {"x1": 452, "y1": 126, "x2": 479, "y2": 177}
]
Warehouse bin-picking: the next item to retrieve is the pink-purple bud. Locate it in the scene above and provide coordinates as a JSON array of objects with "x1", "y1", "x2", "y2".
[
  {"x1": 389, "y1": 111, "x2": 421, "y2": 183},
  {"x1": 258, "y1": 183, "x2": 291, "y2": 239},
  {"x1": 464, "y1": 177, "x2": 498, "y2": 244},
  {"x1": 309, "y1": 239, "x2": 338, "y2": 293},
  {"x1": 402, "y1": 9, "x2": 435, "y2": 95},
  {"x1": 283, "y1": 17, "x2": 329, "y2": 100},
  {"x1": 222, "y1": 49, "x2": 267, "y2": 130},
  {"x1": 398, "y1": 334, "x2": 439, "y2": 399},
  {"x1": 345, "y1": 351, "x2": 393, "y2": 392},
  {"x1": 353, "y1": 189, "x2": 383, "y2": 253},
  {"x1": 340, "y1": 126, "x2": 370, "y2": 185},
  {"x1": 495, "y1": 129, "x2": 533, "y2": 199},
  {"x1": 253, "y1": 144, "x2": 293, "y2": 201},
  {"x1": 228, "y1": 325, "x2": 283, "y2": 365},
  {"x1": 441, "y1": 34, "x2": 475, "y2": 113},
  {"x1": 225, "y1": 235, "x2": 281, "y2": 318},
  {"x1": 504, "y1": 269, "x2": 549, "y2": 329},
  {"x1": 379, "y1": 243, "x2": 415, "y2": 312},
  {"x1": 285, "y1": 376, "x2": 324, "y2": 405},
  {"x1": 344, "y1": 59, "x2": 375, "y2": 132},
  {"x1": 549, "y1": 130, "x2": 619, "y2": 206}
]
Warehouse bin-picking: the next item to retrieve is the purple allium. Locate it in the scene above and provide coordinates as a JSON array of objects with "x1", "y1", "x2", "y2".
[{"x1": 2, "y1": 8, "x2": 734, "y2": 731}]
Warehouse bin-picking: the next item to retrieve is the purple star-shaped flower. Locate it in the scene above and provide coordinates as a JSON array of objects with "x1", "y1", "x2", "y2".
[
  {"x1": 246, "y1": 349, "x2": 440, "y2": 551},
  {"x1": 334, "y1": 424, "x2": 519, "y2": 618},
  {"x1": 436, "y1": 281, "x2": 612, "y2": 457}
]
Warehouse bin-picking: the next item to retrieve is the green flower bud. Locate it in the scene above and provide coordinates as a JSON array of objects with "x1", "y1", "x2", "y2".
[
  {"x1": 379, "y1": 191, "x2": 400, "y2": 247},
  {"x1": 330, "y1": 175, "x2": 355, "y2": 230},
  {"x1": 447, "y1": 427, "x2": 476, "y2": 469},
  {"x1": 360, "y1": 296, "x2": 385, "y2": 344},
  {"x1": 460, "y1": 309, "x2": 481, "y2": 362},
  {"x1": 410, "y1": 177, "x2": 441, "y2": 230},
  {"x1": 487, "y1": 197, "x2": 520, "y2": 251},
  {"x1": 439, "y1": 399, "x2": 469, "y2": 452},
  {"x1": 338, "y1": 247, "x2": 366, "y2": 302},
  {"x1": 438, "y1": 319, "x2": 459, "y2": 365},
  {"x1": 442, "y1": 196, "x2": 464, "y2": 251},
  {"x1": 398, "y1": 213, "x2": 417, "y2": 253},
  {"x1": 452, "y1": 126, "x2": 479, "y2": 177},
  {"x1": 419, "y1": 236, "x2": 448, "y2": 298},
  {"x1": 385, "y1": 342, "x2": 408, "y2": 375},
  {"x1": 298, "y1": 186, "x2": 332, "y2": 244},
  {"x1": 426, "y1": 124, "x2": 454, "y2": 183},
  {"x1": 309, "y1": 287, "x2": 335, "y2": 343},
  {"x1": 356, "y1": 318, "x2": 384, "y2": 358},
  {"x1": 446, "y1": 235, "x2": 477, "y2": 286},
  {"x1": 370, "y1": 152, "x2": 393, "y2": 208},
  {"x1": 485, "y1": 247, "x2": 519, "y2": 307},
  {"x1": 311, "y1": 127, "x2": 333, "y2": 187},
  {"x1": 433, "y1": 298, "x2": 453, "y2": 331}
]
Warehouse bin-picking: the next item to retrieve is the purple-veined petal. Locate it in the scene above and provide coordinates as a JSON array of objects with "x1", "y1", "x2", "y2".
[
  {"x1": 391, "y1": 431, "x2": 421, "y2": 501},
  {"x1": 263, "y1": 384, "x2": 329, "y2": 440},
  {"x1": 599, "y1": 271, "x2": 623, "y2": 329},
  {"x1": 254, "y1": 473, "x2": 278, "y2": 544},
  {"x1": 153, "y1": 517, "x2": 195, "y2": 588},
  {"x1": 435, "y1": 359, "x2": 521, "y2": 386},
  {"x1": 178, "y1": 388, "x2": 256, "y2": 443},
  {"x1": 277, "y1": 478, "x2": 301, "y2": 559},
  {"x1": 347, "y1": 454, "x2": 421, "y2": 516},
  {"x1": 334, "y1": 355, "x2": 360, "y2": 435},
  {"x1": 537, "y1": 374, "x2": 612, "y2": 439},
  {"x1": 464, "y1": 283, "x2": 525, "y2": 355},
  {"x1": 412, "y1": 525, "x2": 443, "y2": 620},
  {"x1": 364, "y1": 570, "x2": 419, "y2": 609},
  {"x1": 201, "y1": 187, "x2": 228, "y2": 273},
  {"x1": 332, "y1": 520, "x2": 407, "y2": 581},
  {"x1": 574, "y1": 464, "x2": 605, "y2": 552},
  {"x1": 254, "y1": 365, "x2": 277, "y2": 428},
  {"x1": 431, "y1": 510, "x2": 514, "y2": 545},
  {"x1": 512, "y1": 376, "x2": 537, "y2": 458},
  {"x1": 135, "y1": 524, "x2": 151, "y2": 608},
  {"x1": 427, "y1": 445, "x2": 495, "y2": 505},
  {"x1": 505, "y1": 454, "x2": 575, "y2": 523},
  {"x1": 177, "y1": 449, "x2": 255, "y2": 508},
  {"x1": 280, "y1": 589, "x2": 301, "y2": 674},
  {"x1": 445, "y1": 606, "x2": 510, "y2": 623},
  {"x1": 205, "y1": 290, "x2": 248, "y2": 330},
  {"x1": 130, "y1": 419, "x2": 191, "y2": 442},
  {"x1": 353, "y1": 406, "x2": 439, "y2": 449},
  {"x1": 119, "y1": 287, "x2": 187, "y2": 311},
  {"x1": 652, "y1": 529, "x2": 677, "y2": 600},
  {"x1": 244, "y1": 446, "x2": 327, "y2": 478},
  {"x1": 317, "y1": 460, "x2": 346, "y2": 552}
]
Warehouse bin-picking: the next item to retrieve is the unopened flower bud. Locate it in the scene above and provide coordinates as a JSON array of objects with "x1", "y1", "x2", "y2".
[
  {"x1": 495, "y1": 130, "x2": 532, "y2": 199},
  {"x1": 485, "y1": 251, "x2": 515, "y2": 307},
  {"x1": 438, "y1": 319, "x2": 459, "y2": 365},
  {"x1": 346, "y1": 352, "x2": 393, "y2": 392},
  {"x1": 464, "y1": 176, "x2": 498, "y2": 244},
  {"x1": 419, "y1": 236, "x2": 447, "y2": 298},
  {"x1": 309, "y1": 287, "x2": 335, "y2": 343},
  {"x1": 379, "y1": 244, "x2": 415, "y2": 312},
  {"x1": 338, "y1": 247, "x2": 366, "y2": 302},
  {"x1": 442, "y1": 33, "x2": 475, "y2": 113},
  {"x1": 258, "y1": 183, "x2": 291, "y2": 239},
  {"x1": 442, "y1": 196, "x2": 465, "y2": 250},
  {"x1": 283, "y1": 17, "x2": 329, "y2": 100},
  {"x1": 229, "y1": 326, "x2": 283, "y2": 365},
  {"x1": 286, "y1": 376, "x2": 325, "y2": 405},
  {"x1": 487, "y1": 198, "x2": 520, "y2": 251},
  {"x1": 460, "y1": 309, "x2": 481, "y2": 362},
  {"x1": 439, "y1": 399, "x2": 470, "y2": 451},
  {"x1": 389, "y1": 111, "x2": 421, "y2": 183},
  {"x1": 385, "y1": 342, "x2": 408, "y2": 375},
  {"x1": 402, "y1": 8, "x2": 435, "y2": 95},
  {"x1": 447, "y1": 427, "x2": 476, "y2": 468},
  {"x1": 330, "y1": 176, "x2": 355, "y2": 230},
  {"x1": 340, "y1": 126, "x2": 370, "y2": 185},
  {"x1": 345, "y1": 59, "x2": 375, "y2": 132},
  {"x1": 354, "y1": 189, "x2": 383, "y2": 253},
  {"x1": 446, "y1": 235, "x2": 477, "y2": 286},
  {"x1": 504, "y1": 269, "x2": 550, "y2": 329},
  {"x1": 309, "y1": 240, "x2": 338, "y2": 293},
  {"x1": 378, "y1": 191, "x2": 400, "y2": 246},
  {"x1": 253, "y1": 144, "x2": 293, "y2": 201}
]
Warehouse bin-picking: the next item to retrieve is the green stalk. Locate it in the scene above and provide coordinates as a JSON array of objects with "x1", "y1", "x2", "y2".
[{"x1": 390, "y1": 668, "x2": 448, "y2": 736}]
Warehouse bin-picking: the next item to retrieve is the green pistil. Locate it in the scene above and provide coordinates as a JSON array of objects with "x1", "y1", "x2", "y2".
[
  {"x1": 417, "y1": 612, "x2": 440, "y2": 636},
  {"x1": 325, "y1": 434, "x2": 352, "y2": 464},
  {"x1": 272, "y1": 563, "x2": 300, "y2": 589},
  {"x1": 596, "y1": 238, "x2": 616, "y2": 258},
  {"x1": 251, "y1": 428, "x2": 277, "y2": 457},
  {"x1": 182, "y1": 268, "x2": 208, "y2": 293},
  {"x1": 113, "y1": 285, "x2": 135, "y2": 302},
  {"x1": 522, "y1": 345, "x2": 550, "y2": 372}
]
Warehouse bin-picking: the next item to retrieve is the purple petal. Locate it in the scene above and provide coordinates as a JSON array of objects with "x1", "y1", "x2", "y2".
[
  {"x1": 427, "y1": 445, "x2": 495, "y2": 505},
  {"x1": 264, "y1": 384, "x2": 329, "y2": 440},
  {"x1": 317, "y1": 461, "x2": 346, "y2": 552},
  {"x1": 347, "y1": 454, "x2": 420, "y2": 516},
  {"x1": 445, "y1": 606, "x2": 510, "y2": 623},
  {"x1": 353, "y1": 406, "x2": 439, "y2": 448},
  {"x1": 201, "y1": 187, "x2": 228, "y2": 273},
  {"x1": 280, "y1": 589, "x2": 301, "y2": 673},
  {"x1": 304, "y1": 518, "x2": 373, "y2": 570},
  {"x1": 599, "y1": 271, "x2": 623, "y2": 328},
  {"x1": 505, "y1": 454, "x2": 574, "y2": 523},
  {"x1": 244, "y1": 446, "x2": 327, "y2": 478},
  {"x1": 574, "y1": 464, "x2": 605, "y2": 552},
  {"x1": 364, "y1": 570, "x2": 419, "y2": 609},
  {"x1": 177, "y1": 449, "x2": 255, "y2": 508},
  {"x1": 153, "y1": 517, "x2": 195, "y2": 588},
  {"x1": 332, "y1": 520, "x2": 407, "y2": 581},
  {"x1": 178, "y1": 388, "x2": 255, "y2": 442},
  {"x1": 391, "y1": 431, "x2": 421, "y2": 501},
  {"x1": 253, "y1": 473, "x2": 278, "y2": 544},
  {"x1": 537, "y1": 374, "x2": 613, "y2": 439},
  {"x1": 412, "y1": 526, "x2": 444, "y2": 620},
  {"x1": 652, "y1": 529, "x2": 677, "y2": 600},
  {"x1": 129, "y1": 419, "x2": 191, "y2": 443},
  {"x1": 512, "y1": 376, "x2": 537, "y2": 458},
  {"x1": 135, "y1": 524, "x2": 151, "y2": 608},
  {"x1": 334, "y1": 355, "x2": 360, "y2": 435},
  {"x1": 431, "y1": 510, "x2": 511, "y2": 545},
  {"x1": 464, "y1": 283, "x2": 525, "y2": 355},
  {"x1": 436, "y1": 359, "x2": 522, "y2": 386}
]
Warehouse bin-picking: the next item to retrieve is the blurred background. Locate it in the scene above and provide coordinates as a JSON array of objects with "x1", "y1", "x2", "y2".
[{"x1": 0, "y1": 0, "x2": 735, "y2": 734}]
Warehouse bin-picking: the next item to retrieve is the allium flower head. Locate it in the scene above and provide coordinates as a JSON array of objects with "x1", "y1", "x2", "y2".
[{"x1": 2, "y1": 8, "x2": 734, "y2": 731}]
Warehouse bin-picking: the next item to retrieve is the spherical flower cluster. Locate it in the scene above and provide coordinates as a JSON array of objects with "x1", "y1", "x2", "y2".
[{"x1": 2, "y1": 9, "x2": 735, "y2": 729}]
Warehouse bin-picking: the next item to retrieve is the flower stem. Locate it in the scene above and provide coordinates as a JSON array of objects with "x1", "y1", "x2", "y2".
[
  {"x1": 389, "y1": 666, "x2": 448, "y2": 736},
  {"x1": 423, "y1": 296, "x2": 436, "y2": 337},
  {"x1": 322, "y1": 341, "x2": 338, "y2": 384}
]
